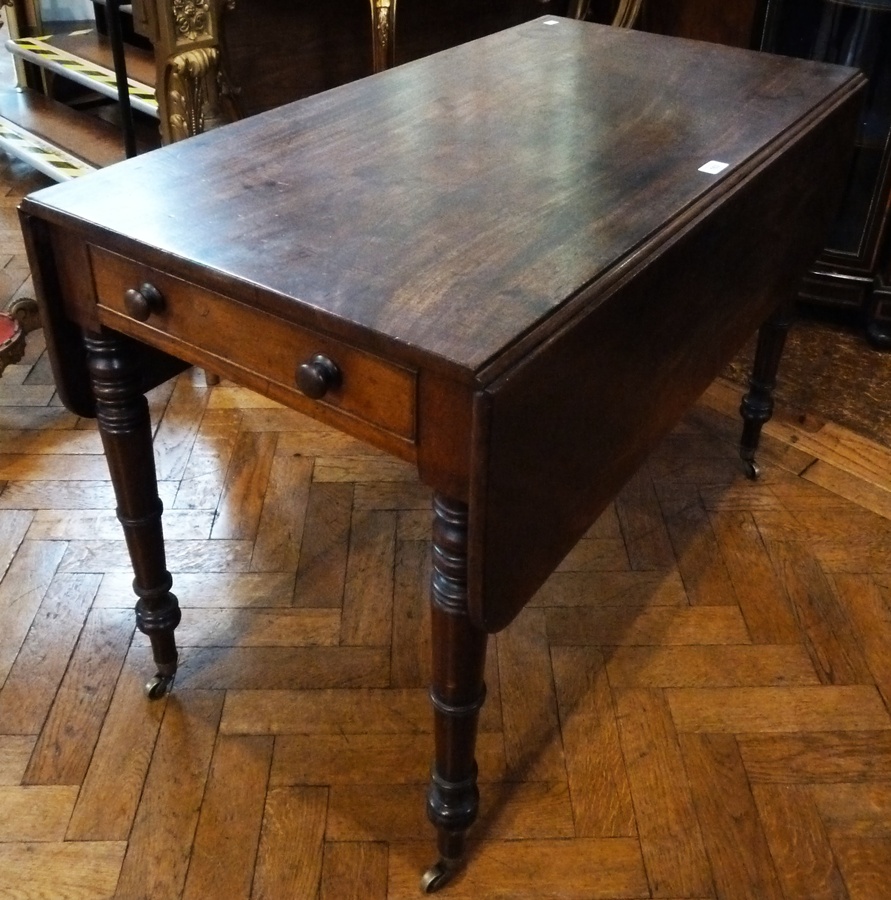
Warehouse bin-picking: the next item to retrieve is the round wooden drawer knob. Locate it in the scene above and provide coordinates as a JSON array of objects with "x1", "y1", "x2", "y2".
[
  {"x1": 297, "y1": 354, "x2": 342, "y2": 399},
  {"x1": 124, "y1": 283, "x2": 165, "y2": 321}
]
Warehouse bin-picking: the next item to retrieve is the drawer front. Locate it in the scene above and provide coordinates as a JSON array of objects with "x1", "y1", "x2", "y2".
[{"x1": 89, "y1": 246, "x2": 417, "y2": 442}]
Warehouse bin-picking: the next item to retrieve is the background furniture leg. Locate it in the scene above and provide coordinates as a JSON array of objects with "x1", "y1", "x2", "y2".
[
  {"x1": 85, "y1": 329, "x2": 180, "y2": 698},
  {"x1": 369, "y1": 0, "x2": 397, "y2": 72},
  {"x1": 739, "y1": 300, "x2": 795, "y2": 479},
  {"x1": 568, "y1": 0, "x2": 645, "y2": 28}
]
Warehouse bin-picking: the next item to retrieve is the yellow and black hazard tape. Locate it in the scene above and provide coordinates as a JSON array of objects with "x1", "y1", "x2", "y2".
[
  {"x1": 0, "y1": 115, "x2": 96, "y2": 181},
  {"x1": 8, "y1": 31, "x2": 158, "y2": 117}
]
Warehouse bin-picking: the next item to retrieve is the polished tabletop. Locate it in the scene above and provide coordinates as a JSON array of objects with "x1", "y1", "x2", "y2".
[{"x1": 23, "y1": 17, "x2": 859, "y2": 378}]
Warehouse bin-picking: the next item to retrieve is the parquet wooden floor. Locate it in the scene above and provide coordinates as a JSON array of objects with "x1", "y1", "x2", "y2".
[{"x1": 4, "y1": 139, "x2": 891, "y2": 897}]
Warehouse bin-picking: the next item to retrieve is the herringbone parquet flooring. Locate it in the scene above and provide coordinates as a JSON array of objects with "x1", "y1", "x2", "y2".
[{"x1": 4, "y1": 133, "x2": 891, "y2": 896}]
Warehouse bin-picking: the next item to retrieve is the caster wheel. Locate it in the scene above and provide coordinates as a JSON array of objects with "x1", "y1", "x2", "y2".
[
  {"x1": 144, "y1": 673, "x2": 174, "y2": 700},
  {"x1": 742, "y1": 458, "x2": 762, "y2": 481},
  {"x1": 420, "y1": 860, "x2": 457, "y2": 894},
  {"x1": 866, "y1": 321, "x2": 891, "y2": 351}
]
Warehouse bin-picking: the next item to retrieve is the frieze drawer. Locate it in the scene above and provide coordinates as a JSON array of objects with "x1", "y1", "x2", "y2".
[{"x1": 89, "y1": 245, "x2": 417, "y2": 443}]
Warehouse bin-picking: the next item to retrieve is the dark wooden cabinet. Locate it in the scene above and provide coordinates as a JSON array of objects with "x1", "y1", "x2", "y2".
[
  {"x1": 639, "y1": 0, "x2": 891, "y2": 346},
  {"x1": 755, "y1": 0, "x2": 891, "y2": 345},
  {"x1": 639, "y1": 0, "x2": 767, "y2": 47},
  {"x1": 217, "y1": 0, "x2": 577, "y2": 119}
]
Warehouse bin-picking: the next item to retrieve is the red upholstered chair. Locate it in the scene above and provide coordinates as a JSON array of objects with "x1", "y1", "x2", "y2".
[
  {"x1": 0, "y1": 312, "x2": 24, "y2": 376},
  {"x1": 0, "y1": 298, "x2": 40, "y2": 377},
  {"x1": 1, "y1": 7, "x2": 41, "y2": 378}
]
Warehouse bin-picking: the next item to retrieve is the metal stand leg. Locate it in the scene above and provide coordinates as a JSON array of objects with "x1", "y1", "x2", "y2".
[
  {"x1": 422, "y1": 494, "x2": 487, "y2": 893},
  {"x1": 739, "y1": 301, "x2": 794, "y2": 480},
  {"x1": 85, "y1": 330, "x2": 180, "y2": 698}
]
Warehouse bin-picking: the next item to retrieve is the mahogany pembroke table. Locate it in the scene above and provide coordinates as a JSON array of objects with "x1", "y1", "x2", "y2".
[{"x1": 19, "y1": 19, "x2": 864, "y2": 892}]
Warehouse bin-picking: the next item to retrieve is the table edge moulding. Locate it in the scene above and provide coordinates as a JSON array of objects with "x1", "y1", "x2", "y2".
[{"x1": 17, "y1": 18, "x2": 865, "y2": 893}]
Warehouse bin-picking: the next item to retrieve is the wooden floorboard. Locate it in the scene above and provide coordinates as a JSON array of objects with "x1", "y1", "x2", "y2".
[{"x1": 5, "y1": 117, "x2": 891, "y2": 896}]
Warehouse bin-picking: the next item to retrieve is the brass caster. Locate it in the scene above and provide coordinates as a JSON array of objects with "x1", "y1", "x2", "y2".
[
  {"x1": 144, "y1": 673, "x2": 174, "y2": 700},
  {"x1": 420, "y1": 859, "x2": 459, "y2": 893},
  {"x1": 741, "y1": 458, "x2": 762, "y2": 481}
]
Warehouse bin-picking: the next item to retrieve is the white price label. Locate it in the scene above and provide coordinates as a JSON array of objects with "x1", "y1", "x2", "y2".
[{"x1": 699, "y1": 160, "x2": 730, "y2": 175}]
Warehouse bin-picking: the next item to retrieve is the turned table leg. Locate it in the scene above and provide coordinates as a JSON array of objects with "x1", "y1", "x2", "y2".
[
  {"x1": 739, "y1": 300, "x2": 794, "y2": 479},
  {"x1": 85, "y1": 330, "x2": 181, "y2": 698},
  {"x1": 422, "y1": 493, "x2": 488, "y2": 893}
]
